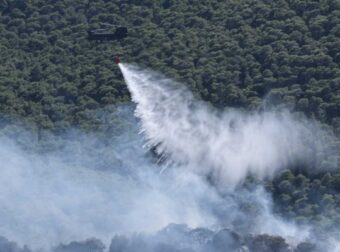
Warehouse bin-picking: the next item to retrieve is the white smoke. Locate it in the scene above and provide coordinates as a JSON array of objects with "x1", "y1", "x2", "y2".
[
  {"x1": 0, "y1": 107, "x2": 221, "y2": 250},
  {"x1": 0, "y1": 104, "x2": 313, "y2": 251},
  {"x1": 120, "y1": 63, "x2": 327, "y2": 186}
]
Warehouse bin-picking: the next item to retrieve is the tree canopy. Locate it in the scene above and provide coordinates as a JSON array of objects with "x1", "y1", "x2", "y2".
[
  {"x1": 0, "y1": 0, "x2": 340, "y2": 231},
  {"x1": 0, "y1": 0, "x2": 339, "y2": 133}
]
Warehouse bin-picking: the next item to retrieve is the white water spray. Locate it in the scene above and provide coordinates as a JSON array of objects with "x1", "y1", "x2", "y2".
[{"x1": 119, "y1": 63, "x2": 325, "y2": 186}]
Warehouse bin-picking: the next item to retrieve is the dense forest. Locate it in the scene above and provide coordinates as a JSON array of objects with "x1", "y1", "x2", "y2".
[
  {"x1": 1, "y1": 0, "x2": 340, "y2": 249},
  {"x1": 1, "y1": 0, "x2": 340, "y2": 131}
]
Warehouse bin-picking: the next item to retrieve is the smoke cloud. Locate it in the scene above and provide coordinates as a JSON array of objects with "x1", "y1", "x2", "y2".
[
  {"x1": 0, "y1": 104, "x2": 316, "y2": 251},
  {"x1": 0, "y1": 106, "x2": 224, "y2": 250}
]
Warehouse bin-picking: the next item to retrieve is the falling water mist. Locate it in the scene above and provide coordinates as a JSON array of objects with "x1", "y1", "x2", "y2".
[{"x1": 119, "y1": 63, "x2": 328, "y2": 186}]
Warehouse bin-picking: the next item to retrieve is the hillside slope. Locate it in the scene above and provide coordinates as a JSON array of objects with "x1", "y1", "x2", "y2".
[{"x1": 0, "y1": 0, "x2": 340, "y2": 235}]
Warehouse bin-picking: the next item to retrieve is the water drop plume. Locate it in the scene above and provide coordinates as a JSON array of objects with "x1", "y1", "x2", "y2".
[{"x1": 120, "y1": 63, "x2": 327, "y2": 186}]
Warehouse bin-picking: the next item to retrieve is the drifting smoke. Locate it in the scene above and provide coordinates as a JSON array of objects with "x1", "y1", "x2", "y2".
[
  {"x1": 119, "y1": 63, "x2": 328, "y2": 186},
  {"x1": 0, "y1": 106, "x2": 225, "y2": 250},
  {"x1": 0, "y1": 104, "x2": 312, "y2": 252}
]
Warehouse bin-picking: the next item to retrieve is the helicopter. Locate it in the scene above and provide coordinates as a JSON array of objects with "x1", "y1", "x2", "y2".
[
  {"x1": 87, "y1": 23, "x2": 128, "y2": 41},
  {"x1": 85, "y1": 0, "x2": 128, "y2": 41}
]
